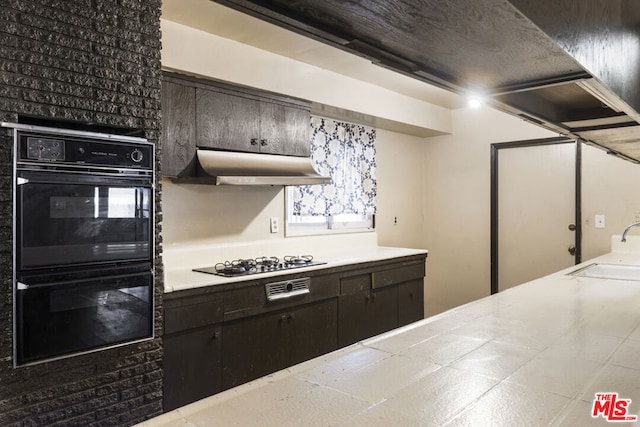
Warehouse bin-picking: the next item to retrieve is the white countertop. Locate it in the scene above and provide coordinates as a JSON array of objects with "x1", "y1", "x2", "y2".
[
  {"x1": 146, "y1": 236, "x2": 640, "y2": 426},
  {"x1": 164, "y1": 242, "x2": 427, "y2": 293}
]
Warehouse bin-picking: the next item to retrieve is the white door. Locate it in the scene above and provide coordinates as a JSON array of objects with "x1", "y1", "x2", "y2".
[{"x1": 498, "y1": 142, "x2": 576, "y2": 292}]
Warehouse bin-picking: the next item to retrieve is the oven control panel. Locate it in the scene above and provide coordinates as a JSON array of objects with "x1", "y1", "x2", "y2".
[
  {"x1": 18, "y1": 131, "x2": 153, "y2": 170},
  {"x1": 26, "y1": 137, "x2": 65, "y2": 161}
]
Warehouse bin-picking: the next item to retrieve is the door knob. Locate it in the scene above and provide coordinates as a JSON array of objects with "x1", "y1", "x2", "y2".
[
  {"x1": 568, "y1": 245, "x2": 576, "y2": 255},
  {"x1": 568, "y1": 224, "x2": 576, "y2": 231}
]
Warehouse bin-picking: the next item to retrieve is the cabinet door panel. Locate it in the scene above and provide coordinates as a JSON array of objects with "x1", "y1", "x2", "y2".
[
  {"x1": 398, "y1": 279, "x2": 424, "y2": 327},
  {"x1": 287, "y1": 299, "x2": 337, "y2": 365},
  {"x1": 161, "y1": 81, "x2": 196, "y2": 177},
  {"x1": 222, "y1": 310, "x2": 289, "y2": 390},
  {"x1": 338, "y1": 290, "x2": 371, "y2": 348},
  {"x1": 370, "y1": 285, "x2": 398, "y2": 337},
  {"x1": 260, "y1": 102, "x2": 311, "y2": 156},
  {"x1": 196, "y1": 89, "x2": 260, "y2": 152},
  {"x1": 164, "y1": 325, "x2": 222, "y2": 411},
  {"x1": 282, "y1": 104, "x2": 311, "y2": 157},
  {"x1": 258, "y1": 101, "x2": 282, "y2": 155}
]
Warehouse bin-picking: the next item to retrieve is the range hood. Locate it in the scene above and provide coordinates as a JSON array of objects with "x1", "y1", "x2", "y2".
[{"x1": 191, "y1": 149, "x2": 331, "y2": 186}]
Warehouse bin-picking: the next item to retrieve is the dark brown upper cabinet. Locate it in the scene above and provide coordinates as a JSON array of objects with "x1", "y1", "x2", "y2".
[
  {"x1": 196, "y1": 89, "x2": 261, "y2": 154},
  {"x1": 259, "y1": 101, "x2": 311, "y2": 157},
  {"x1": 196, "y1": 88, "x2": 311, "y2": 157},
  {"x1": 160, "y1": 72, "x2": 312, "y2": 177},
  {"x1": 160, "y1": 79, "x2": 197, "y2": 177}
]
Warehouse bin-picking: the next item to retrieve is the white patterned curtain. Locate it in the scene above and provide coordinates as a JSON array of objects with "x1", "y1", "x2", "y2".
[{"x1": 292, "y1": 117, "x2": 376, "y2": 216}]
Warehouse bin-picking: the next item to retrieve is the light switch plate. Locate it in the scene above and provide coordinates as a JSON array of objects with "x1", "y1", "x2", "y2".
[{"x1": 595, "y1": 214, "x2": 605, "y2": 229}]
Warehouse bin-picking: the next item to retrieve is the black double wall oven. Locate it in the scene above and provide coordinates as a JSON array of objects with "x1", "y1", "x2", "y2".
[{"x1": 7, "y1": 123, "x2": 155, "y2": 366}]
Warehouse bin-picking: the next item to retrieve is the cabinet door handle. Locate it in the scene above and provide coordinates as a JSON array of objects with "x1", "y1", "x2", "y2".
[
  {"x1": 409, "y1": 292, "x2": 414, "y2": 299},
  {"x1": 260, "y1": 139, "x2": 268, "y2": 146},
  {"x1": 371, "y1": 292, "x2": 376, "y2": 302},
  {"x1": 279, "y1": 313, "x2": 295, "y2": 323},
  {"x1": 213, "y1": 330, "x2": 221, "y2": 340},
  {"x1": 250, "y1": 138, "x2": 258, "y2": 145},
  {"x1": 365, "y1": 295, "x2": 370, "y2": 303}
]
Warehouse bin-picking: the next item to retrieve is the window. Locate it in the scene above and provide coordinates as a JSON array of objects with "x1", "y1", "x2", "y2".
[{"x1": 286, "y1": 117, "x2": 376, "y2": 235}]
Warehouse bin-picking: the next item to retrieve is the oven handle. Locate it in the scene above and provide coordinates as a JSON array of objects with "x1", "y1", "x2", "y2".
[
  {"x1": 16, "y1": 170, "x2": 152, "y2": 187},
  {"x1": 16, "y1": 271, "x2": 152, "y2": 291}
]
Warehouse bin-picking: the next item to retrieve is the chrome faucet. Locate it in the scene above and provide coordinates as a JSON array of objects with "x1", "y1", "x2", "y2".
[{"x1": 621, "y1": 222, "x2": 640, "y2": 242}]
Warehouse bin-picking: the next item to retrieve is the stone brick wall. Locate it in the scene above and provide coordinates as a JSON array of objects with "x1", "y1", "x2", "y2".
[{"x1": 0, "y1": 0, "x2": 164, "y2": 425}]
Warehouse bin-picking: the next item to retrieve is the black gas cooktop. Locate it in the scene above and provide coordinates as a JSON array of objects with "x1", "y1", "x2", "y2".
[{"x1": 193, "y1": 255, "x2": 326, "y2": 277}]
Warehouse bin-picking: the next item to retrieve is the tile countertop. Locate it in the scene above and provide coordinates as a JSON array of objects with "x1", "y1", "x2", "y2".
[
  {"x1": 146, "y1": 236, "x2": 640, "y2": 426},
  {"x1": 164, "y1": 244, "x2": 428, "y2": 293}
]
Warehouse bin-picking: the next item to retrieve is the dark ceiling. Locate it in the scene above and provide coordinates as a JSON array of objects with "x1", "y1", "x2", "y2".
[
  {"x1": 213, "y1": 0, "x2": 640, "y2": 162},
  {"x1": 213, "y1": 0, "x2": 589, "y2": 95}
]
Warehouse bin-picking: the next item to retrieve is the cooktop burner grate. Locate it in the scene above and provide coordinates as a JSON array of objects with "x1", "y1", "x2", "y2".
[{"x1": 193, "y1": 255, "x2": 326, "y2": 277}]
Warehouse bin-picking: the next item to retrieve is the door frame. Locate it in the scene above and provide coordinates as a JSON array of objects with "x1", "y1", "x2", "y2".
[{"x1": 490, "y1": 137, "x2": 582, "y2": 294}]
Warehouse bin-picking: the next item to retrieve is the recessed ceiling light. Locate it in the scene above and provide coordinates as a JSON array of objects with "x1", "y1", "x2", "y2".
[{"x1": 467, "y1": 95, "x2": 484, "y2": 109}]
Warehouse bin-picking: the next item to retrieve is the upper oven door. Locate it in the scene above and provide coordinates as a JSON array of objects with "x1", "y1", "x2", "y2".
[{"x1": 16, "y1": 170, "x2": 153, "y2": 270}]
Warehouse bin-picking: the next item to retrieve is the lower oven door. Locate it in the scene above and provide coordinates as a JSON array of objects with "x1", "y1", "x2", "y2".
[
  {"x1": 16, "y1": 268, "x2": 153, "y2": 365},
  {"x1": 16, "y1": 170, "x2": 153, "y2": 270}
]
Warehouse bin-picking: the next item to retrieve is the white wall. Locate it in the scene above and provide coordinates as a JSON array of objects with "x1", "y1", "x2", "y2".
[
  {"x1": 161, "y1": 19, "x2": 452, "y2": 137},
  {"x1": 376, "y1": 129, "x2": 426, "y2": 249},
  {"x1": 581, "y1": 143, "x2": 640, "y2": 261},
  {"x1": 421, "y1": 107, "x2": 556, "y2": 316},
  {"x1": 420, "y1": 107, "x2": 640, "y2": 316},
  {"x1": 161, "y1": 182, "x2": 285, "y2": 245},
  {"x1": 162, "y1": 129, "x2": 427, "y2": 251}
]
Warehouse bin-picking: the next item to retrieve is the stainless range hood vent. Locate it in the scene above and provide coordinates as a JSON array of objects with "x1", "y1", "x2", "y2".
[{"x1": 194, "y1": 149, "x2": 331, "y2": 186}]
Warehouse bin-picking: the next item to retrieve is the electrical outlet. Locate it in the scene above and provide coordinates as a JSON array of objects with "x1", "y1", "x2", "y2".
[
  {"x1": 394, "y1": 216, "x2": 398, "y2": 226},
  {"x1": 595, "y1": 214, "x2": 605, "y2": 229},
  {"x1": 635, "y1": 212, "x2": 640, "y2": 223},
  {"x1": 270, "y1": 217, "x2": 279, "y2": 233}
]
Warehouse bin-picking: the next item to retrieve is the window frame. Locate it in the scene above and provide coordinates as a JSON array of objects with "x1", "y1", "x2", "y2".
[{"x1": 284, "y1": 188, "x2": 375, "y2": 237}]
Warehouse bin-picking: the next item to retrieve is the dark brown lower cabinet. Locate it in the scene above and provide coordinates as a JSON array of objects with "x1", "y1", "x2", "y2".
[
  {"x1": 162, "y1": 254, "x2": 426, "y2": 412},
  {"x1": 398, "y1": 279, "x2": 425, "y2": 327},
  {"x1": 222, "y1": 298, "x2": 337, "y2": 390},
  {"x1": 338, "y1": 285, "x2": 398, "y2": 348},
  {"x1": 163, "y1": 324, "x2": 223, "y2": 411}
]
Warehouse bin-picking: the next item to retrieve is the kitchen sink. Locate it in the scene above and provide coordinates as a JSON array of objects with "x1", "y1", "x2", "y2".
[{"x1": 569, "y1": 263, "x2": 640, "y2": 281}]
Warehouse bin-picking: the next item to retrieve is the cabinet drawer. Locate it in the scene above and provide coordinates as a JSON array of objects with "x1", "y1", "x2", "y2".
[
  {"x1": 372, "y1": 263, "x2": 425, "y2": 289},
  {"x1": 224, "y1": 273, "x2": 340, "y2": 320},
  {"x1": 165, "y1": 299, "x2": 223, "y2": 334},
  {"x1": 340, "y1": 274, "x2": 371, "y2": 295}
]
